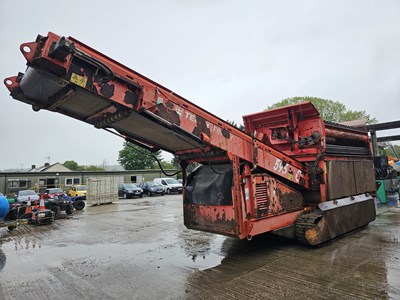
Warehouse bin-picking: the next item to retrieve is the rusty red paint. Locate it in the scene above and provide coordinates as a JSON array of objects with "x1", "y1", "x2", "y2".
[
  {"x1": 248, "y1": 211, "x2": 302, "y2": 237},
  {"x1": 183, "y1": 203, "x2": 237, "y2": 236}
]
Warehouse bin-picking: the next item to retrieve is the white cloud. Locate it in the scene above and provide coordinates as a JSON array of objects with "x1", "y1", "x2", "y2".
[{"x1": 1, "y1": 0, "x2": 399, "y2": 169}]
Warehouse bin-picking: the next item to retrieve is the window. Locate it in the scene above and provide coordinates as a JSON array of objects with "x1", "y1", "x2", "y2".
[
  {"x1": 8, "y1": 179, "x2": 28, "y2": 188},
  {"x1": 165, "y1": 178, "x2": 179, "y2": 184},
  {"x1": 130, "y1": 176, "x2": 137, "y2": 182},
  {"x1": 39, "y1": 178, "x2": 56, "y2": 189},
  {"x1": 65, "y1": 178, "x2": 81, "y2": 186},
  {"x1": 8, "y1": 180, "x2": 18, "y2": 188}
]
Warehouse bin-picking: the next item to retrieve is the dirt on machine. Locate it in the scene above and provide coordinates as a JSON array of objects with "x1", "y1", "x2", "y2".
[{"x1": 4, "y1": 32, "x2": 376, "y2": 245}]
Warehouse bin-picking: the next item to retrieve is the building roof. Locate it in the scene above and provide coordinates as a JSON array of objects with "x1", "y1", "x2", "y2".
[{"x1": 29, "y1": 162, "x2": 71, "y2": 172}]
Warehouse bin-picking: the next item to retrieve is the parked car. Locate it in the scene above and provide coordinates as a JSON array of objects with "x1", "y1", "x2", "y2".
[
  {"x1": 42, "y1": 188, "x2": 66, "y2": 199},
  {"x1": 68, "y1": 185, "x2": 87, "y2": 198},
  {"x1": 153, "y1": 178, "x2": 183, "y2": 194},
  {"x1": 118, "y1": 183, "x2": 143, "y2": 199},
  {"x1": 14, "y1": 190, "x2": 40, "y2": 204},
  {"x1": 139, "y1": 182, "x2": 165, "y2": 196}
]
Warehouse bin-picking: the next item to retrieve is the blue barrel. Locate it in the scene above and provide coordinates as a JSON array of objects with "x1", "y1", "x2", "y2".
[{"x1": 0, "y1": 195, "x2": 9, "y2": 221}]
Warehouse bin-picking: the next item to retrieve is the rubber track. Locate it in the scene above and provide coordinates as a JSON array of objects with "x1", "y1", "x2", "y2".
[{"x1": 295, "y1": 212, "x2": 323, "y2": 245}]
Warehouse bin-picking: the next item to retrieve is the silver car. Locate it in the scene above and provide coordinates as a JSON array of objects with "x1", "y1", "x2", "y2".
[{"x1": 15, "y1": 190, "x2": 40, "y2": 204}]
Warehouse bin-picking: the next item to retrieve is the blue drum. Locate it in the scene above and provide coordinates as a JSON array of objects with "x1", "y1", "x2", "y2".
[{"x1": 0, "y1": 195, "x2": 9, "y2": 221}]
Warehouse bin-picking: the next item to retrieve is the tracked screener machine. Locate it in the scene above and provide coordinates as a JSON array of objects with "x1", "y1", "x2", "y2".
[{"x1": 4, "y1": 32, "x2": 376, "y2": 245}]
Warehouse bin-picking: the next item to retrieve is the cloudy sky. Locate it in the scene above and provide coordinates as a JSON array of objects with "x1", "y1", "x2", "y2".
[{"x1": 0, "y1": 0, "x2": 399, "y2": 170}]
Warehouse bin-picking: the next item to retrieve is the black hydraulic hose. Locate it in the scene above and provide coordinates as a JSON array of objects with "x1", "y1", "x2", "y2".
[
  {"x1": 102, "y1": 128, "x2": 181, "y2": 176},
  {"x1": 126, "y1": 143, "x2": 181, "y2": 177}
]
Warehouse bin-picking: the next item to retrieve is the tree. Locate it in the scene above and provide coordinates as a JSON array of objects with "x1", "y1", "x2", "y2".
[
  {"x1": 227, "y1": 120, "x2": 245, "y2": 131},
  {"x1": 63, "y1": 160, "x2": 79, "y2": 171},
  {"x1": 118, "y1": 142, "x2": 162, "y2": 170},
  {"x1": 63, "y1": 160, "x2": 105, "y2": 171},
  {"x1": 157, "y1": 160, "x2": 176, "y2": 170},
  {"x1": 267, "y1": 97, "x2": 377, "y2": 123},
  {"x1": 171, "y1": 155, "x2": 181, "y2": 169}
]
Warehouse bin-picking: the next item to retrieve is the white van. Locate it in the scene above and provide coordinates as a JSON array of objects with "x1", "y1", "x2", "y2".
[{"x1": 153, "y1": 178, "x2": 183, "y2": 194}]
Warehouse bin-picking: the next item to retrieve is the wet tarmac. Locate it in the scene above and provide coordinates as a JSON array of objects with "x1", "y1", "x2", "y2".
[{"x1": 0, "y1": 195, "x2": 399, "y2": 299}]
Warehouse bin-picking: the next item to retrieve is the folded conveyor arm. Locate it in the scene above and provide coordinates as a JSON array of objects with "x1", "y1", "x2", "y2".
[{"x1": 4, "y1": 32, "x2": 309, "y2": 188}]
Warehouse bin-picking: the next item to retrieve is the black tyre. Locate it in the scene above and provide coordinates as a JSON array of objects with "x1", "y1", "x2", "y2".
[
  {"x1": 166, "y1": 188, "x2": 171, "y2": 195},
  {"x1": 123, "y1": 193, "x2": 127, "y2": 199},
  {"x1": 73, "y1": 200, "x2": 85, "y2": 210},
  {"x1": 65, "y1": 204, "x2": 74, "y2": 215},
  {"x1": 147, "y1": 191, "x2": 152, "y2": 197},
  {"x1": 139, "y1": 194, "x2": 143, "y2": 198},
  {"x1": 51, "y1": 206, "x2": 60, "y2": 219},
  {"x1": 7, "y1": 225, "x2": 16, "y2": 231}
]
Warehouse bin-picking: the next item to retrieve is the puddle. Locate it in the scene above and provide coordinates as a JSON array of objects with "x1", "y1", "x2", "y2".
[{"x1": 0, "y1": 227, "x2": 229, "y2": 283}]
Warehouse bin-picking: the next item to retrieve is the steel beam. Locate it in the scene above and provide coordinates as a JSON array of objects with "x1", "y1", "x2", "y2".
[
  {"x1": 376, "y1": 135, "x2": 400, "y2": 142},
  {"x1": 367, "y1": 120, "x2": 400, "y2": 131}
]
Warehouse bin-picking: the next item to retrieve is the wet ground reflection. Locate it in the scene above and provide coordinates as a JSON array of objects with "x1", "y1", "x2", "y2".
[
  {"x1": 183, "y1": 208, "x2": 400, "y2": 299},
  {"x1": 0, "y1": 196, "x2": 398, "y2": 299}
]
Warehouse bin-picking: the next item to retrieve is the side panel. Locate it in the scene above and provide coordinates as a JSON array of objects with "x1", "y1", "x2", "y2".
[
  {"x1": 249, "y1": 174, "x2": 303, "y2": 218},
  {"x1": 183, "y1": 204, "x2": 237, "y2": 236},
  {"x1": 354, "y1": 160, "x2": 376, "y2": 195},
  {"x1": 327, "y1": 160, "x2": 376, "y2": 200},
  {"x1": 327, "y1": 161, "x2": 357, "y2": 199}
]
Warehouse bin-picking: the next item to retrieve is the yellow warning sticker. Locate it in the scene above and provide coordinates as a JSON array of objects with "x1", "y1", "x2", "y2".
[{"x1": 70, "y1": 73, "x2": 87, "y2": 88}]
